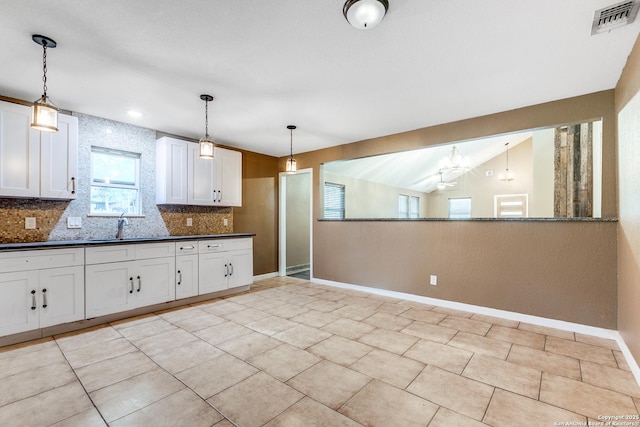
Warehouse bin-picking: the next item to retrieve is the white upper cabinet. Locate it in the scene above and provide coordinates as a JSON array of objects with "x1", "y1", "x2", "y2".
[
  {"x1": 0, "y1": 101, "x2": 40, "y2": 198},
  {"x1": 156, "y1": 136, "x2": 242, "y2": 207},
  {"x1": 217, "y1": 146, "x2": 242, "y2": 207},
  {"x1": 0, "y1": 100, "x2": 78, "y2": 200},
  {"x1": 156, "y1": 136, "x2": 189, "y2": 204},
  {"x1": 40, "y1": 114, "x2": 79, "y2": 199},
  {"x1": 188, "y1": 141, "x2": 218, "y2": 205}
]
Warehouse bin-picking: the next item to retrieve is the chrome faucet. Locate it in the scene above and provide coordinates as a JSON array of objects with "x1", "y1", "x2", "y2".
[{"x1": 115, "y1": 212, "x2": 128, "y2": 240}]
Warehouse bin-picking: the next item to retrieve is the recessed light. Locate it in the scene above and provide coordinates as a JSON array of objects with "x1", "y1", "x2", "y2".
[{"x1": 127, "y1": 110, "x2": 143, "y2": 118}]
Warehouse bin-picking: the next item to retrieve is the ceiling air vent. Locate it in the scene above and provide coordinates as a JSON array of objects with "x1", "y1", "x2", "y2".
[{"x1": 591, "y1": 1, "x2": 639, "y2": 35}]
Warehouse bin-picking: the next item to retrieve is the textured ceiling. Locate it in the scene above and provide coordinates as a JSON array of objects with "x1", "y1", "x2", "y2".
[{"x1": 0, "y1": 0, "x2": 638, "y2": 157}]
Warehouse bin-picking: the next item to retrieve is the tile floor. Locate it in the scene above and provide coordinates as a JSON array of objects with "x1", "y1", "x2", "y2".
[{"x1": 1, "y1": 277, "x2": 639, "y2": 426}]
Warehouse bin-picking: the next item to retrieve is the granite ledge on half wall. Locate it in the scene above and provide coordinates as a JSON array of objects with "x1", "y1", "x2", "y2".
[
  {"x1": 0, "y1": 233, "x2": 256, "y2": 252},
  {"x1": 317, "y1": 217, "x2": 618, "y2": 222}
]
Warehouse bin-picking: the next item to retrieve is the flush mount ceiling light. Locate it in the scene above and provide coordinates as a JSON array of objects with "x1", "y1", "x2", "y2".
[
  {"x1": 285, "y1": 125, "x2": 297, "y2": 174},
  {"x1": 31, "y1": 34, "x2": 59, "y2": 132},
  {"x1": 438, "y1": 145, "x2": 470, "y2": 174},
  {"x1": 199, "y1": 94, "x2": 215, "y2": 159},
  {"x1": 499, "y1": 142, "x2": 515, "y2": 182},
  {"x1": 343, "y1": 0, "x2": 389, "y2": 29}
]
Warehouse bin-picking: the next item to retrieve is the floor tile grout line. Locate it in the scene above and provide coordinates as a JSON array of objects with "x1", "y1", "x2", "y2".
[{"x1": 51, "y1": 337, "x2": 109, "y2": 427}]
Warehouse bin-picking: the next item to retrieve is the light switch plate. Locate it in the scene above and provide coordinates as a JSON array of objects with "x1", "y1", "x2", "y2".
[
  {"x1": 186, "y1": 218, "x2": 193, "y2": 227},
  {"x1": 67, "y1": 217, "x2": 82, "y2": 229},
  {"x1": 25, "y1": 217, "x2": 36, "y2": 229},
  {"x1": 223, "y1": 218, "x2": 229, "y2": 226},
  {"x1": 430, "y1": 275, "x2": 438, "y2": 286}
]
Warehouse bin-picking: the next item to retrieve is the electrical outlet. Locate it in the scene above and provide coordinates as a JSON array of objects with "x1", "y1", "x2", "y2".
[
  {"x1": 430, "y1": 275, "x2": 438, "y2": 286},
  {"x1": 67, "y1": 217, "x2": 82, "y2": 229},
  {"x1": 186, "y1": 218, "x2": 193, "y2": 227},
  {"x1": 25, "y1": 217, "x2": 36, "y2": 229},
  {"x1": 223, "y1": 218, "x2": 229, "y2": 226}
]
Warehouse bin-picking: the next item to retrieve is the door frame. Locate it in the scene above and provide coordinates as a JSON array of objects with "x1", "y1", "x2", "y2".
[{"x1": 278, "y1": 168, "x2": 313, "y2": 278}]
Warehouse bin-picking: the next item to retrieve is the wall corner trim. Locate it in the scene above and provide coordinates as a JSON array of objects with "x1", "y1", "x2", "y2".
[{"x1": 612, "y1": 331, "x2": 640, "y2": 388}]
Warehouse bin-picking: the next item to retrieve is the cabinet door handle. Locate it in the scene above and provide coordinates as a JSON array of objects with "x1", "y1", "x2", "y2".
[
  {"x1": 71, "y1": 177, "x2": 76, "y2": 194},
  {"x1": 129, "y1": 277, "x2": 134, "y2": 294},
  {"x1": 229, "y1": 263, "x2": 234, "y2": 276},
  {"x1": 137, "y1": 276, "x2": 142, "y2": 292},
  {"x1": 179, "y1": 245, "x2": 195, "y2": 250},
  {"x1": 42, "y1": 288, "x2": 48, "y2": 308},
  {"x1": 31, "y1": 290, "x2": 37, "y2": 310},
  {"x1": 218, "y1": 190, "x2": 222, "y2": 202},
  {"x1": 177, "y1": 270, "x2": 182, "y2": 285},
  {"x1": 224, "y1": 264, "x2": 228, "y2": 277}
]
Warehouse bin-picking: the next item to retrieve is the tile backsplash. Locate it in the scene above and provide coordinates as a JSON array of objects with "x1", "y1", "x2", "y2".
[{"x1": 0, "y1": 112, "x2": 233, "y2": 243}]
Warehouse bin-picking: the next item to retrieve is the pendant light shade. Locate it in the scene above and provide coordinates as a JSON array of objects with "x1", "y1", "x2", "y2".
[
  {"x1": 343, "y1": 0, "x2": 389, "y2": 29},
  {"x1": 199, "y1": 94, "x2": 215, "y2": 159},
  {"x1": 31, "y1": 35, "x2": 58, "y2": 133},
  {"x1": 286, "y1": 125, "x2": 297, "y2": 174},
  {"x1": 499, "y1": 142, "x2": 515, "y2": 182}
]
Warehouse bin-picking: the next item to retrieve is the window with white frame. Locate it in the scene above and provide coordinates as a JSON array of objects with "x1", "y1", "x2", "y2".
[
  {"x1": 409, "y1": 196, "x2": 419, "y2": 218},
  {"x1": 398, "y1": 194, "x2": 409, "y2": 218},
  {"x1": 90, "y1": 147, "x2": 141, "y2": 215},
  {"x1": 399, "y1": 194, "x2": 420, "y2": 218},
  {"x1": 324, "y1": 182, "x2": 345, "y2": 219},
  {"x1": 448, "y1": 197, "x2": 472, "y2": 219}
]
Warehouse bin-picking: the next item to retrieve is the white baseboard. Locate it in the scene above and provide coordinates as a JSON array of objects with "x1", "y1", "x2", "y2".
[
  {"x1": 312, "y1": 277, "x2": 640, "y2": 386},
  {"x1": 253, "y1": 272, "x2": 278, "y2": 281}
]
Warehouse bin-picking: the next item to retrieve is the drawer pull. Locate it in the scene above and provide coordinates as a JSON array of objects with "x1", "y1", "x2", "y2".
[
  {"x1": 137, "y1": 276, "x2": 142, "y2": 292},
  {"x1": 31, "y1": 290, "x2": 36, "y2": 310},
  {"x1": 42, "y1": 288, "x2": 48, "y2": 308},
  {"x1": 129, "y1": 277, "x2": 134, "y2": 294},
  {"x1": 207, "y1": 244, "x2": 221, "y2": 249},
  {"x1": 179, "y1": 245, "x2": 195, "y2": 250},
  {"x1": 177, "y1": 270, "x2": 182, "y2": 285}
]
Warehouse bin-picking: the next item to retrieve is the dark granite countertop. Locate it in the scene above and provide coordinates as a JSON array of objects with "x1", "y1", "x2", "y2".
[
  {"x1": 0, "y1": 233, "x2": 256, "y2": 252},
  {"x1": 318, "y1": 217, "x2": 618, "y2": 222}
]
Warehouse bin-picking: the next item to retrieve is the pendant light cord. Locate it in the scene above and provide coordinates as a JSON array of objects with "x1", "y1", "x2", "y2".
[
  {"x1": 204, "y1": 99, "x2": 209, "y2": 139},
  {"x1": 505, "y1": 143, "x2": 510, "y2": 172},
  {"x1": 290, "y1": 127, "x2": 294, "y2": 160},
  {"x1": 42, "y1": 43, "x2": 48, "y2": 98}
]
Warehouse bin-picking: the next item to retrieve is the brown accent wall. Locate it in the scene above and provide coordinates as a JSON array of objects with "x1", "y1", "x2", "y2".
[
  {"x1": 316, "y1": 220, "x2": 616, "y2": 327},
  {"x1": 233, "y1": 150, "x2": 279, "y2": 276},
  {"x1": 283, "y1": 90, "x2": 618, "y2": 328},
  {"x1": 615, "y1": 35, "x2": 640, "y2": 365}
]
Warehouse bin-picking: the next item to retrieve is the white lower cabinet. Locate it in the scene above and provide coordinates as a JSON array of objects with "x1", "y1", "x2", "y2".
[
  {"x1": 0, "y1": 248, "x2": 84, "y2": 336},
  {"x1": 38, "y1": 266, "x2": 85, "y2": 328},
  {"x1": 198, "y1": 238, "x2": 253, "y2": 294},
  {"x1": 85, "y1": 243, "x2": 176, "y2": 318},
  {"x1": 176, "y1": 242, "x2": 199, "y2": 300},
  {"x1": 0, "y1": 237, "x2": 253, "y2": 339}
]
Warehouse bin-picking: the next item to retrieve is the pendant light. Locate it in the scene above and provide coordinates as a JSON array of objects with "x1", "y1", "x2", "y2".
[
  {"x1": 343, "y1": 0, "x2": 389, "y2": 29},
  {"x1": 499, "y1": 142, "x2": 515, "y2": 182},
  {"x1": 199, "y1": 94, "x2": 215, "y2": 159},
  {"x1": 285, "y1": 125, "x2": 297, "y2": 174},
  {"x1": 31, "y1": 35, "x2": 59, "y2": 133}
]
